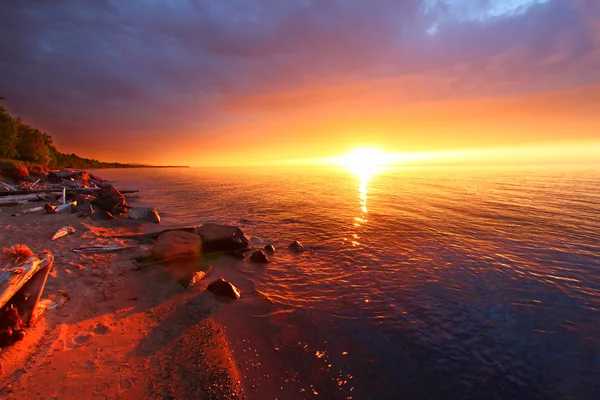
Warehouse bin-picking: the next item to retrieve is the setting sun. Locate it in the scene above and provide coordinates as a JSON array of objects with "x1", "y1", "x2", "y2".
[{"x1": 336, "y1": 148, "x2": 392, "y2": 178}]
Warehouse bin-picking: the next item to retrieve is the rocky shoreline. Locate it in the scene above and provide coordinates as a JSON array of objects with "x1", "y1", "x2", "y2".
[{"x1": 0, "y1": 168, "x2": 296, "y2": 399}]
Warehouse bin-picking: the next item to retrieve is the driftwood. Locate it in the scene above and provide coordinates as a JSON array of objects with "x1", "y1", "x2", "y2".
[
  {"x1": 0, "y1": 182, "x2": 17, "y2": 191},
  {"x1": 11, "y1": 206, "x2": 44, "y2": 217},
  {"x1": 0, "y1": 252, "x2": 54, "y2": 326},
  {"x1": 72, "y1": 246, "x2": 135, "y2": 253},
  {"x1": 0, "y1": 193, "x2": 47, "y2": 205},
  {"x1": 117, "y1": 227, "x2": 197, "y2": 241},
  {"x1": 0, "y1": 188, "x2": 140, "y2": 197},
  {"x1": 45, "y1": 201, "x2": 76, "y2": 214}
]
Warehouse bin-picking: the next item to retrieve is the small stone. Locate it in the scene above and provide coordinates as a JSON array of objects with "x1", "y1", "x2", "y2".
[
  {"x1": 288, "y1": 240, "x2": 304, "y2": 253},
  {"x1": 263, "y1": 244, "x2": 275, "y2": 253},
  {"x1": 206, "y1": 278, "x2": 241, "y2": 299},
  {"x1": 249, "y1": 250, "x2": 269, "y2": 263}
]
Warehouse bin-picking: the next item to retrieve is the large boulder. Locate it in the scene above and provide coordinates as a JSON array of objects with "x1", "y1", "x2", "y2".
[
  {"x1": 195, "y1": 223, "x2": 249, "y2": 253},
  {"x1": 152, "y1": 230, "x2": 202, "y2": 261},
  {"x1": 128, "y1": 206, "x2": 161, "y2": 223},
  {"x1": 206, "y1": 278, "x2": 241, "y2": 299}
]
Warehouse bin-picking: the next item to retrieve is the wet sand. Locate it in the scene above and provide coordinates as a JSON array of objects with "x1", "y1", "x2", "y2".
[{"x1": 0, "y1": 204, "x2": 242, "y2": 399}]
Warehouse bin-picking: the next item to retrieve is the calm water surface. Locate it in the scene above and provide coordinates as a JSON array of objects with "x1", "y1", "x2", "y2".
[{"x1": 98, "y1": 166, "x2": 600, "y2": 399}]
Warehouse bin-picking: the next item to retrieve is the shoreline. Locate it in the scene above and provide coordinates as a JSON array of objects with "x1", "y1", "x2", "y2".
[{"x1": 0, "y1": 191, "x2": 245, "y2": 398}]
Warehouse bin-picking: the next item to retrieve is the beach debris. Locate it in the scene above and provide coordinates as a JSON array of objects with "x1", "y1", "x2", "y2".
[
  {"x1": 45, "y1": 201, "x2": 76, "y2": 214},
  {"x1": 206, "y1": 278, "x2": 241, "y2": 299},
  {"x1": 11, "y1": 206, "x2": 44, "y2": 217},
  {"x1": 72, "y1": 246, "x2": 133, "y2": 253},
  {"x1": 2, "y1": 244, "x2": 34, "y2": 260},
  {"x1": 264, "y1": 244, "x2": 276, "y2": 253},
  {"x1": 91, "y1": 184, "x2": 127, "y2": 214},
  {"x1": 0, "y1": 251, "x2": 54, "y2": 346},
  {"x1": 128, "y1": 206, "x2": 161, "y2": 223},
  {"x1": 195, "y1": 223, "x2": 250, "y2": 253},
  {"x1": 0, "y1": 193, "x2": 46, "y2": 206},
  {"x1": 288, "y1": 240, "x2": 305, "y2": 253},
  {"x1": 51, "y1": 226, "x2": 76, "y2": 241},
  {"x1": 90, "y1": 208, "x2": 114, "y2": 220},
  {"x1": 0, "y1": 182, "x2": 17, "y2": 191},
  {"x1": 152, "y1": 231, "x2": 202, "y2": 261},
  {"x1": 249, "y1": 250, "x2": 269, "y2": 263}
]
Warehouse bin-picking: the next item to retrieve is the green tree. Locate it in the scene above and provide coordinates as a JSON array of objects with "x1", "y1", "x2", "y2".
[
  {"x1": 16, "y1": 125, "x2": 52, "y2": 165},
  {"x1": 0, "y1": 97, "x2": 18, "y2": 158}
]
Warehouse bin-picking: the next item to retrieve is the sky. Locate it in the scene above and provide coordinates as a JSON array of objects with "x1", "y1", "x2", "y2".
[{"x1": 1, "y1": 0, "x2": 599, "y2": 166}]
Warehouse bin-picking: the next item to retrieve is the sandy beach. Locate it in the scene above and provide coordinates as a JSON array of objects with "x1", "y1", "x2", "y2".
[{"x1": 0, "y1": 204, "x2": 243, "y2": 399}]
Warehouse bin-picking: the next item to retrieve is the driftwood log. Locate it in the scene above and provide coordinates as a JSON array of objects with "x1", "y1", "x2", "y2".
[
  {"x1": 0, "y1": 188, "x2": 140, "y2": 197},
  {"x1": 1, "y1": 252, "x2": 54, "y2": 326}
]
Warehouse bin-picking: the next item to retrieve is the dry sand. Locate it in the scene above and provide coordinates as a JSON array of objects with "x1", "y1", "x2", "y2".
[{"x1": 0, "y1": 204, "x2": 243, "y2": 399}]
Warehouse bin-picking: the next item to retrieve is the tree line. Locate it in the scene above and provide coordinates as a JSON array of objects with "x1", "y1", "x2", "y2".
[{"x1": 0, "y1": 97, "x2": 138, "y2": 168}]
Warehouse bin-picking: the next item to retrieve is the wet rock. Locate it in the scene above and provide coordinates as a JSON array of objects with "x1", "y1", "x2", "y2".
[
  {"x1": 128, "y1": 206, "x2": 161, "y2": 223},
  {"x1": 233, "y1": 252, "x2": 247, "y2": 260},
  {"x1": 195, "y1": 223, "x2": 249, "y2": 253},
  {"x1": 152, "y1": 230, "x2": 202, "y2": 261},
  {"x1": 249, "y1": 250, "x2": 269, "y2": 263},
  {"x1": 288, "y1": 240, "x2": 304, "y2": 253},
  {"x1": 206, "y1": 278, "x2": 241, "y2": 299},
  {"x1": 264, "y1": 244, "x2": 276, "y2": 253}
]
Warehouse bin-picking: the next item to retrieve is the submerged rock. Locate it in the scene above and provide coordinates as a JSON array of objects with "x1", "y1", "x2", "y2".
[
  {"x1": 206, "y1": 278, "x2": 241, "y2": 299},
  {"x1": 128, "y1": 206, "x2": 161, "y2": 223},
  {"x1": 152, "y1": 230, "x2": 202, "y2": 261},
  {"x1": 195, "y1": 223, "x2": 249, "y2": 253},
  {"x1": 249, "y1": 250, "x2": 269, "y2": 263},
  {"x1": 264, "y1": 244, "x2": 276, "y2": 253},
  {"x1": 288, "y1": 240, "x2": 304, "y2": 253}
]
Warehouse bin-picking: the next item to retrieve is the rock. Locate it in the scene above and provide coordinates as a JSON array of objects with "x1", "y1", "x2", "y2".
[
  {"x1": 264, "y1": 244, "x2": 276, "y2": 253},
  {"x1": 55, "y1": 169, "x2": 77, "y2": 179},
  {"x1": 152, "y1": 230, "x2": 202, "y2": 261},
  {"x1": 178, "y1": 266, "x2": 212, "y2": 288},
  {"x1": 288, "y1": 240, "x2": 304, "y2": 253},
  {"x1": 249, "y1": 250, "x2": 269, "y2": 263},
  {"x1": 206, "y1": 278, "x2": 241, "y2": 299},
  {"x1": 128, "y1": 206, "x2": 161, "y2": 223},
  {"x1": 195, "y1": 223, "x2": 249, "y2": 253},
  {"x1": 233, "y1": 252, "x2": 247, "y2": 260}
]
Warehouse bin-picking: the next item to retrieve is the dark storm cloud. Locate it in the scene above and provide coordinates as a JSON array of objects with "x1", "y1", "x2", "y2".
[{"x1": 0, "y1": 0, "x2": 599, "y2": 149}]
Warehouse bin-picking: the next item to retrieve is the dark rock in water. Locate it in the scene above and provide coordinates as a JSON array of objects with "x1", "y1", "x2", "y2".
[
  {"x1": 250, "y1": 250, "x2": 269, "y2": 263},
  {"x1": 152, "y1": 230, "x2": 202, "y2": 261},
  {"x1": 264, "y1": 244, "x2": 276, "y2": 253},
  {"x1": 195, "y1": 223, "x2": 249, "y2": 253},
  {"x1": 128, "y1": 206, "x2": 161, "y2": 223},
  {"x1": 233, "y1": 252, "x2": 247, "y2": 260},
  {"x1": 288, "y1": 240, "x2": 305, "y2": 253},
  {"x1": 206, "y1": 278, "x2": 241, "y2": 299},
  {"x1": 90, "y1": 209, "x2": 114, "y2": 221}
]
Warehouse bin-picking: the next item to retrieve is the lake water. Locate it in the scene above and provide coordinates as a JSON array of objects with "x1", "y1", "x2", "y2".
[{"x1": 97, "y1": 166, "x2": 600, "y2": 399}]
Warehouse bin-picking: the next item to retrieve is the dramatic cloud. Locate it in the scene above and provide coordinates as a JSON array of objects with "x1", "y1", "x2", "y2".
[{"x1": 0, "y1": 0, "x2": 598, "y2": 165}]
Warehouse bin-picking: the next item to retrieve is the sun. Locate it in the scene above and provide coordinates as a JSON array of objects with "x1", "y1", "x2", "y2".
[{"x1": 336, "y1": 147, "x2": 390, "y2": 179}]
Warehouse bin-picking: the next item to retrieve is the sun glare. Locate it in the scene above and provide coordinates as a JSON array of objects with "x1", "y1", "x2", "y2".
[{"x1": 336, "y1": 148, "x2": 391, "y2": 179}]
